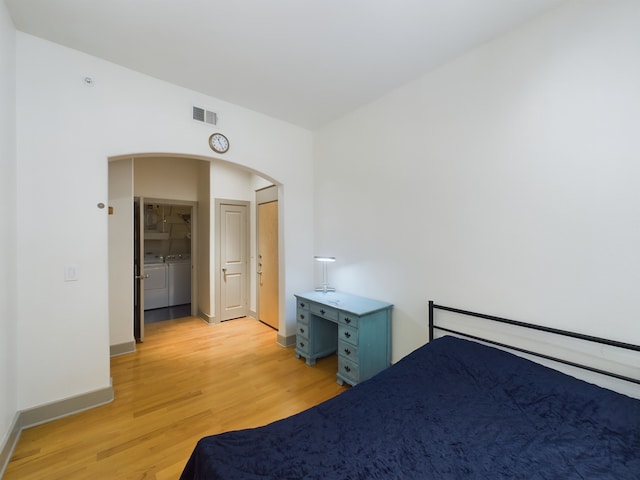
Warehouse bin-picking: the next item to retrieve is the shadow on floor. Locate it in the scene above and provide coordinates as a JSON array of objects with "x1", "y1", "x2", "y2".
[{"x1": 145, "y1": 304, "x2": 191, "y2": 323}]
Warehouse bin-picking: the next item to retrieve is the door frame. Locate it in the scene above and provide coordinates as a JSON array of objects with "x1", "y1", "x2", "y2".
[{"x1": 214, "y1": 198, "x2": 250, "y2": 322}]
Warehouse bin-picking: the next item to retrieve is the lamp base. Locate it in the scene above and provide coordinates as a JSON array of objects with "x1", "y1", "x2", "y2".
[{"x1": 315, "y1": 286, "x2": 336, "y2": 292}]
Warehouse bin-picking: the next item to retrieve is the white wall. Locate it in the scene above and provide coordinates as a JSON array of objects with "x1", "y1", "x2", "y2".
[
  {"x1": 134, "y1": 156, "x2": 203, "y2": 201},
  {"x1": 198, "y1": 162, "x2": 212, "y2": 318},
  {"x1": 107, "y1": 159, "x2": 134, "y2": 348},
  {"x1": 0, "y1": 0, "x2": 17, "y2": 450},
  {"x1": 16, "y1": 33, "x2": 314, "y2": 411},
  {"x1": 313, "y1": 0, "x2": 640, "y2": 374}
]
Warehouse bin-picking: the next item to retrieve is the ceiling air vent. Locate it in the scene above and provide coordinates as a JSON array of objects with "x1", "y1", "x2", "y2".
[{"x1": 193, "y1": 106, "x2": 217, "y2": 126}]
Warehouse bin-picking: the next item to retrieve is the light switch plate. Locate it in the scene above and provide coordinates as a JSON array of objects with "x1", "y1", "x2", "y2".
[{"x1": 64, "y1": 265, "x2": 79, "y2": 281}]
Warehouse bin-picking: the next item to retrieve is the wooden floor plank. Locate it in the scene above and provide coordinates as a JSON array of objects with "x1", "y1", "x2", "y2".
[{"x1": 4, "y1": 316, "x2": 346, "y2": 480}]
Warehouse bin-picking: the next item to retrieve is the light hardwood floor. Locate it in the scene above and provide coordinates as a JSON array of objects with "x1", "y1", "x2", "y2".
[{"x1": 5, "y1": 316, "x2": 346, "y2": 480}]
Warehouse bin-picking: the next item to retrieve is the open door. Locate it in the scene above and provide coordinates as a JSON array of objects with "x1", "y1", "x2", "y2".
[
  {"x1": 133, "y1": 197, "x2": 145, "y2": 341},
  {"x1": 257, "y1": 186, "x2": 279, "y2": 329}
]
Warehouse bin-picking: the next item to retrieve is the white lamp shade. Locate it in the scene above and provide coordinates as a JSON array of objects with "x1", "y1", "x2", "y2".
[{"x1": 314, "y1": 256, "x2": 336, "y2": 262}]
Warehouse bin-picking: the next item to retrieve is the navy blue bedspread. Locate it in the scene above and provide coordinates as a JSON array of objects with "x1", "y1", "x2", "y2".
[{"x1": 180, "y1": 336, "x2": 640, "y2": 479}]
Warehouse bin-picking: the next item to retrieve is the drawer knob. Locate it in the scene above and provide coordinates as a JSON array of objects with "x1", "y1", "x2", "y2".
[
  {"x1": 299, "y1": 314, "x2": 305, "y2": 320},
  {"x1": 344, "y1": 365, "x2": 351, "y2": 372},
  {"x1": 344, "y1": 331, "x2": 351, "y2": 338},
  {"x1": 300, "y1": 302, "x2": 305, "y2": 308},
  {"x1": 345, "y1": 317, "x2": 351, "y2": 324},
  {"x1": 299, "y1": 342, "x2": 305, "y2": 348},
  {"x1": 344, "y1": 348, "x2": 351, "y2": 355},
  {"x1": 320, "y1": 309, "x2": 326, "y2": 315},
  {"x1": 299, "y1": 327, "x2": 305, "y2": 334}
]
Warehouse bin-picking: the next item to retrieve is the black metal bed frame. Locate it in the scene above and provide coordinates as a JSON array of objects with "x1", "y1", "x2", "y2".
[{"x1": 428, "y1": 301, "x2": 640, "y2": 386}]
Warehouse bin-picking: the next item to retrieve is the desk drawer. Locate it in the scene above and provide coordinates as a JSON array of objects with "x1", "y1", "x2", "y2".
[
  {"x1": 339, "y1": 324, "x2": 358, "y2": 346},
  {"x1": 310, "y1": 303, "x2": 338, "y2": 321},
  {"x1": 297, "y1": 309, "x2": 309, "y2": 324},
  {"x1": 338, "y1": 356, "x2": 359, "y2": 384},
  {"x1": 338, "y1": 312, "x2": 359, "y2": 328},
  {"x1": 338, "y1": 340, "x2": 358, "y2": 361},
  {"x1": 296, "y1": 322, "x2": 309, "y2": 339},
  {"x1": 296, "y1": 336, "x2": 310, "y2": 355}
]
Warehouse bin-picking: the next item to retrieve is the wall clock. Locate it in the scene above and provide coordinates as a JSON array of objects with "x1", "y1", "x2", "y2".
[{"x1": 209, "y1": 133, "x2": 230, "y2": 154}]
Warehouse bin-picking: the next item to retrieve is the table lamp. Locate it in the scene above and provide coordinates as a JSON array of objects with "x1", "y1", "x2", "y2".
[{"x1": 314, "y1": 256, "x2": 336, "y2": 293}]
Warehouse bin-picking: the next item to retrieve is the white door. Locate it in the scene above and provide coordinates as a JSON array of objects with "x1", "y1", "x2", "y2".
[{"x1": 219, "y1": 202, "x2": 248, "y2": 321}]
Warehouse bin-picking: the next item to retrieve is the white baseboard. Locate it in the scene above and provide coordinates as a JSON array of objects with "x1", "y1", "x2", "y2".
[
  {"x1": 0, "y1": 414, "x2": 21, "y2": 478},
  {"x1": 278, "y1": 334, "x2": 296, "y2": 348},
  {"x1": 110, "y1": 341, "x2": 136, "y2": 357},
  {"x1": 198, "y1": 310, "x2": 216, "y2": 324}
]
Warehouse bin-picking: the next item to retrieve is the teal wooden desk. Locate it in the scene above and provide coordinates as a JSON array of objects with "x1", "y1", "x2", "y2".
[{"x1": 294, "y1": 291, "x2": 393, "y2": 386}]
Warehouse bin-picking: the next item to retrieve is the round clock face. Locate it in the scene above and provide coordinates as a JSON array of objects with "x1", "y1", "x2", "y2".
[{"x1": 209, "y1": 133, "x2": 229, "y2": 154}]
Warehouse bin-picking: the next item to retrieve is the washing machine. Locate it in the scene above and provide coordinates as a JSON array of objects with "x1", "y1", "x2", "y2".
[
  {"x1": 167, "y1": 254, "x2": 191, "y2": 306},
  {"x1": 144, "y1": 256, "x2": 169, "y2": 310}
]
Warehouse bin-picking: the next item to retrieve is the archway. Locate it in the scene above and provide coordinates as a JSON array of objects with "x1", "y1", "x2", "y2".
[{"x1": 108, "y1": 152, "x2": 281, "y2": 355}]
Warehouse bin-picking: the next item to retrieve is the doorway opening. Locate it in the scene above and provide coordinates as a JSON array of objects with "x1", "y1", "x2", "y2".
[
  {"x1": 134, "y1": 198, "x2": 197, "y2": 341},
  {"x1": 108, "y1": 153, "x2": 282, "y2": 353}
]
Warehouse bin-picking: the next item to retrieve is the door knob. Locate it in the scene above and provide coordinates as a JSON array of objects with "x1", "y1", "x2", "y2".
[{"x1": 135, "y1": 274, "x2": 149, "y2": 280}]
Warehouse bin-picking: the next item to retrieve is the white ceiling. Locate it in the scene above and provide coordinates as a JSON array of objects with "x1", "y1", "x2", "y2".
[{"x1": 5, "y1": 0, "x2": 564, "y2": 129}]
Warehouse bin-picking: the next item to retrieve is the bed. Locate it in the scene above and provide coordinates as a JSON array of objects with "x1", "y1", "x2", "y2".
[{"x1": 180, "y1": 301, "x2": 640, "y2": 479}]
